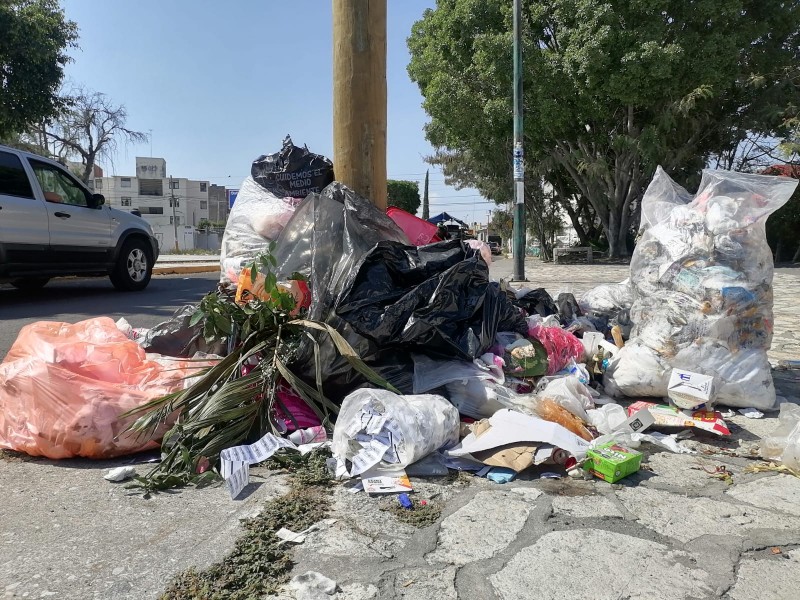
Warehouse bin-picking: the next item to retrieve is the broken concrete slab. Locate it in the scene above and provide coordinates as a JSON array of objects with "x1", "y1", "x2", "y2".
[
  {"x1": 638, "y1": 451, "x2": 731, "y2": 489},
  {"x1": 490, "y1": 529, "x2": 714, "y2": 600},
  {"x1": 726, "y1": 475, "x2": 800, "y2": 517},
  {"x1": 616, "y1": 486, "x2": 798, "y2": 543},
  {"x1": 551, "y1": 494, "x2": 623, "y2": 518},
  {"x1": 727, "y1": 549, "x2": 800, "y2": 600},
  {"x1": 384, "y1": 566, "x2": 458, "y2": 600},
  {"x1": 426, "y1": 490, "x2": 531, "y2": 566}
]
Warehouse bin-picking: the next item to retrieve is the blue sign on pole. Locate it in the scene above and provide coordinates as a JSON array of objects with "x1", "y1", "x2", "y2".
[{"x1": 227, "y1": 189, "x2": 239, "y2": 209}]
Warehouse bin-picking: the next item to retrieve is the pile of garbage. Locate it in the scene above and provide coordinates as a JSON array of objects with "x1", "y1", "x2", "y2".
[{"x1": 1, "y1": 140, "x2": 799, "y2": 496}]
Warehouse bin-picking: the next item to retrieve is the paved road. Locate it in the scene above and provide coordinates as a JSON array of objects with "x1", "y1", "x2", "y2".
[{"x1": 0, "y1": 273, "x2": 219, "y2": 359}]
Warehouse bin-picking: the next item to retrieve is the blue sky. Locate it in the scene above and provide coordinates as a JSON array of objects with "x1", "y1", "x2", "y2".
[{"x1": 59, "y1": 0, "x2": 497, "y2": 225}]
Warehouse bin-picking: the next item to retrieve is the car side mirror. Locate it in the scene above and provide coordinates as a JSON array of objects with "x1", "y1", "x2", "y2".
[{"x1": 90, "y1": 193, "x2": 105, "y2": 208}]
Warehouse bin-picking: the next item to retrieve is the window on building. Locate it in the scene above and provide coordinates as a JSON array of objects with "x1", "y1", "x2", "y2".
[
  {"x1": 95, "y1": 178, "x2": 103, "y2": 190},
  {"x1": 139, "y1": 179, "x2": 163, "y2": 196},
  {"x1": 139, "y1": 206, "x2": 164, "y2": 215},
  {"x1": 170, "y1": 216, "x2": 181, "y2": 225},
  {"x1": 121, "y1": 177, "x2": 131, "y2": 188},
  {"x1": 169, "y1": 198, "x2": 179, "y2": 207},
  {"x1": 87, "y1": 180, "x2": 94, "y2": 190},
  {"x1": 200, "y1": 200, "x2": 207, "y2": 209},
  {"x1": 170, "y1": 180, "x2": 180, "y2": 190},
  {"x1": 121, "y1": 197, "x2": 132, "y2": 207},
  {"x1": 0, "y1": 151, "x2": 35, "y2": 198},
  {"x1": 200, "y1": 182, "x2": 207, "y2": 192}
]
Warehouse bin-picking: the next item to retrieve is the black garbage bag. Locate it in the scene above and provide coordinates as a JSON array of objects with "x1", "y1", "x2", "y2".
[
  {"x1": 140, "y1": 305, "x2": 226, "y2": 358},
  {"x1": 335, "y1": 240, "x2": 528, "y2": 361},
  {"x1": 556, "y1": 292, "x2": 583, "y2": 325},
  {"x1": 515, "y1": 288, "x2": 558, "y2": 317},
  {"x1": 274, "y1": 182, "x2": 413, "y2": 401},
  {"x1": 251, "y1": 135, "x2": 334, "y2": 199}
]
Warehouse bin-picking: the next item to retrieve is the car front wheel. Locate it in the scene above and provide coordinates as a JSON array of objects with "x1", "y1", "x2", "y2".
[{"x1": 110, "y1": 238, "x2": 153, "y2": 291}]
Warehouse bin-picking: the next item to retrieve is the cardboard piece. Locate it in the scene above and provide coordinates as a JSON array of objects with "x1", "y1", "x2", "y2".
[
  {"x1": 472, "y1": 443, "x2": 538, "y2": 472},
  {"x1": 583, "y1": 442, "x2": 642, "y2": 483},
  {"x1": 627, "y1": 401, "x2": 730, "y2": 436},
  {"x1": 360, "y1": 467, "x2": 413, "y2": 494},
  {"x1": 667, "y1": 369, "x2": 715, "y2": 410},
  {"x1": 445, "y1": 409, "x2": 592, "y2": 463}
]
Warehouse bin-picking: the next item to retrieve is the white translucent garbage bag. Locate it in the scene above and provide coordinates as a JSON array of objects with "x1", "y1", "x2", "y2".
[
  {"x1": 332, "y1": 389, "x2": 460, "y2": 477},
  {"x1": 603, "y1": 340, "x2": 671, "y2": 398},
  {"x1": 534, "y1": 375, "x2": 596, "y2": 422},
  {"x1": 444, "y1": 378, "x2": 530, "y2": 419},
  {"x1": 761, "y1": 403, "x2": 800, "y2": 470},
  {"x1": 219, "y1": 176, "x2": 298, "y2": 286},
  {"x1": 605, "y1": 167, "x2": 797, "y2": 410},
  {"x1": 578, "y1": 282, "x2": 632, "y2": 318}
]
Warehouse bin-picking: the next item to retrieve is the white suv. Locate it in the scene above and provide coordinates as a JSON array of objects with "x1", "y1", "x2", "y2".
[{"x1": 0, "y1": 145, "x2": 159, "y2": 291}]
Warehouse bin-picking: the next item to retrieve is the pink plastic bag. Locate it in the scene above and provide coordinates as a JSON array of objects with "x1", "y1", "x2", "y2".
[
  {"x1": 273, "y1": 382, "x2": 323, "y2": 432},
  {"x1": 0, "y1": 318, "x2": 216, "y2": 459},
  {"x1": 528, "y1": 324, "x2": 585, "y2": 375},
  {"x1": 386, "y1": 207, "x2": 441, "y2": 245}
]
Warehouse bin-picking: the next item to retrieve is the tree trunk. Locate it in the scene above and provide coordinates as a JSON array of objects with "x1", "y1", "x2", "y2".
[
  {"x1": 556, "y1": 195, "x2": 591, "y2": 246},
  {"x1": 792, "y1": 241, "x2": 800, "y2": 264}
]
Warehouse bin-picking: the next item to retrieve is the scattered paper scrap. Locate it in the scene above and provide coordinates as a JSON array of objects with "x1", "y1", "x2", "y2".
[
  {"x1": 104, "y1": 466, "x2": 137, "y2": 482},
  {"x1": 220, "y1": 432, "x2": 299, "y2": 499},
  {"x1": 738, "y1": 407, "x2": 764, "y2": 419},
  {"x1": 276, "y1": 519, "x2": 337, "y2": 545}
]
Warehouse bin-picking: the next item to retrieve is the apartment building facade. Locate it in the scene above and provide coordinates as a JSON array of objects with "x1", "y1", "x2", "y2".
[{"x1": 88, "y1": 157, "x2": 211, "y2": 251}]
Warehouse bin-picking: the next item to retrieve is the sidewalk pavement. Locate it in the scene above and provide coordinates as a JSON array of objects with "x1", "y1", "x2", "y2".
[
  {"x1": 1, "y1": 259, "x2": 799, "y2": 599},
  {"x1": 153, "y1": 253, "x2": 220, "y2": 275}
]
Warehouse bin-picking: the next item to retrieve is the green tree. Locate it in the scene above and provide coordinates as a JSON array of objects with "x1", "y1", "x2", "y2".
[
  {"x1": 387, "y1": 179, "x2": 421, "y2": 214},
  {"x1": 408, "y1": 0, "x2": 800, "y2": 257},
  {"x1": 0, "y1": 0, "x2": 78, "y2": 138},
  {"x1": 490, "y1": 208, "x2": 513, "y2": 242},
  {"x1": 763, "y1": 164, "x2": 800, "y2": 263}
]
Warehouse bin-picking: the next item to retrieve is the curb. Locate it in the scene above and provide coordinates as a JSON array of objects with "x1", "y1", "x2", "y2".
[{"x1": 153, "y1": 264, "x2": 220, "y2": 275}]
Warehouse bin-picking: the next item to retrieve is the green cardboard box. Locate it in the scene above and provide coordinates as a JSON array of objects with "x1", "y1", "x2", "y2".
[{"x1": 583, "y1": 442, "x2": 642, "y2": 483}]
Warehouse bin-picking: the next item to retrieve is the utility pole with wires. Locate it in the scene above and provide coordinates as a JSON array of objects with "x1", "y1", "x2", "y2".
[
  {"x1": 333, "y1": 0, "x2": 387, "y2": 209},
  {"x1": 422, "y1": 169, "x2": 430, "y2": 219},
  {"x1": 169, "y1": 175, "x2": 179, "y2": 252}
]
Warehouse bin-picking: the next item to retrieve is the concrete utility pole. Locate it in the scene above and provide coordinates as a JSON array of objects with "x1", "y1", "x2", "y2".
[
  {"x1": 332, "y1": 0, "x2": 388, "y2": 210},
  {"x1": 422, "y1": 169, "x2": 430, "y2": 219},
  {"x1": 169, "y1": 175, "x2": 179, "y2": 252},
  {"x1": 512, "y1": 0, "x2": 526, "y2": 280}
]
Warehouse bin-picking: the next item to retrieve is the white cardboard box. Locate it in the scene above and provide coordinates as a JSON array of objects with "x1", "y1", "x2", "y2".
[{"x1": 667, "y1": 369, "x2": 715, "y2": 410}]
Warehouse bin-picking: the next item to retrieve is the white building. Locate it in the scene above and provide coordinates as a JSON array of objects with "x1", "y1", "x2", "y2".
[{"x1": 89, "y1": 157, "x2": 210, "y2": 251}]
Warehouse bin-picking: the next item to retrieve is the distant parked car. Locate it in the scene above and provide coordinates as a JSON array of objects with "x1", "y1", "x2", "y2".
[
  {"x1": 489, "y1": 241, "x2": 502, "y2": 255},
  {"x1": 0, "y1": 144, "x2": 159, "y2": 291}
]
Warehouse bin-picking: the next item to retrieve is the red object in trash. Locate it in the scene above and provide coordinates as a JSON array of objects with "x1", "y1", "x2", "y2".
[{"x1": 386, "y1": 207, "x2": 441, "y2": 246}]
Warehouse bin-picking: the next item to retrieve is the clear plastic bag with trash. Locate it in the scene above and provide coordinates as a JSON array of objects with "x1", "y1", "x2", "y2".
[
  {"x1": 603, "y1": 167, "x2": 798, "y2": 410},
  {"x1": 761, "y1": 403, "x2": 800, "y2": 471},
  {"x1": 331, "y1": 389, "x2": 460, "y2": 477}
]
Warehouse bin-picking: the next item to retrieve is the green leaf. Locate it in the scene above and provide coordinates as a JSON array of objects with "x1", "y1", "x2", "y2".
[
  {"x1": 213, "y1": 313, "x2": 232, "y2": 334},
  {"x1": 189, "y1": 308, "x2": 205, "y2": 327}
]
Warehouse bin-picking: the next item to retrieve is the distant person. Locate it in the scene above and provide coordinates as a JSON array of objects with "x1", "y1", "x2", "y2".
[{"x1": 436, "y1": 224, "x2": 448, "y2": 240}]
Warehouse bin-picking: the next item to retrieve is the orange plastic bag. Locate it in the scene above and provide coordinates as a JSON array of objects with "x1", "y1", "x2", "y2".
[{"x1": 0, "y1": 317, "x2": 215, "y2": 459}]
